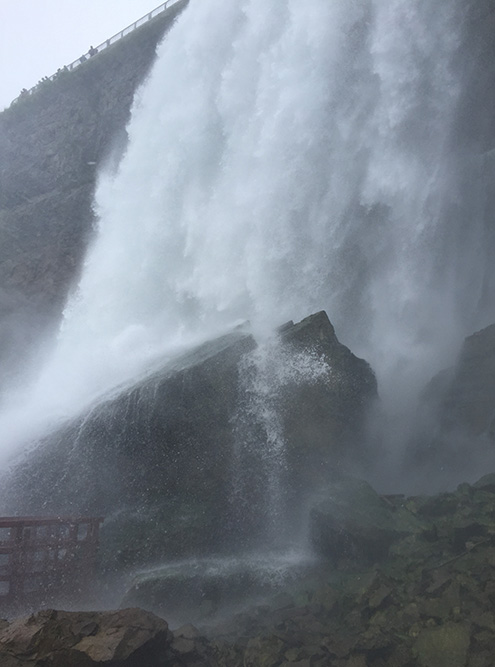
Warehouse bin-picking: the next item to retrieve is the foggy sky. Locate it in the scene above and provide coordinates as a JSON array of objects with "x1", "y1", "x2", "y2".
[{"x1": 0, "y1": 0, "x2": 166, "y2": 110}]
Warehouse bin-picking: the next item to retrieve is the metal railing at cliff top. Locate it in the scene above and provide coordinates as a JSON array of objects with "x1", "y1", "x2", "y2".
[{"x1": 11, "y1": 0, "x2": 184, "y2": 106}]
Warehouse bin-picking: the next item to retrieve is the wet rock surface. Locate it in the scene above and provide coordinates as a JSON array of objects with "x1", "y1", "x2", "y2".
[
  {"x1": 2, "y1": 312, "x2": 377, "y2": 570},
  {"x1": 309, "y1": 478, "x2": 426, "y2": 564},
  {"x1": 432, "y1": 323, "x2": 495, "y2": 439},
  {"x1": 122, "y1": 554, "x2": 319, "y2": 628},
  {"x1": 201, "y1": 474, "x2": 495, "y2": 665},
  {"x1": 0, "y1": 607, "x2": 171, "y2": 666},
  {"x1": 147, "y1": 473, "x2": 495, "y2": 665},
  {"x1": 408, "y1": 321, "x2": 495, "y2": 487}
]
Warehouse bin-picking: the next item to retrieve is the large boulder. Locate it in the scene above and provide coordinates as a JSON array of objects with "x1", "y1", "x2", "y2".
[
  {"x1": 0, "y1": 608, "x2": 171, "y2": 667},
  {"x1": 277, "y1": 311, "x2": 378, "y2": 485},
  {"x1": 2, "y1": 311, "x2": 377, "y2": 572}
]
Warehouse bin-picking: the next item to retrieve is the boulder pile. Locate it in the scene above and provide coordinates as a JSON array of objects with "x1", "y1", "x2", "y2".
[{"x1": 4, "y1": 475, "x2": 495, "y2": 665}]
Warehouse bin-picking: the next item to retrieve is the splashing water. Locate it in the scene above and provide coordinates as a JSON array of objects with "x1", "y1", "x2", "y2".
[
  {"x1": 230, "y1": 337, "x2": 332, "y2": 547},
  {"x1": 1, "y1": 0, "x2": 493, "y2": 462}
]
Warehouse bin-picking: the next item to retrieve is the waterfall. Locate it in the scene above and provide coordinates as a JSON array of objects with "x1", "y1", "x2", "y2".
[
  {"x1": 1, "y1": 0, "x2": 493, "y2": 463},
  {"x1": 230, "y1": 338, "x2": 332, "y2": 548}
]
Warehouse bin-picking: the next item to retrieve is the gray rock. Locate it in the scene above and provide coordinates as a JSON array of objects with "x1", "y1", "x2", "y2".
[
  {"x1": 309, "y1": 477, "x2": 424, "y2": 563},
  {"x1": 408, "y1": 323, "x2": 495, "y2": 485},
  {"x1": 0, "y1": 608, "x2": 171, "y2": 666},
  {"x1": 3, "y1": 312, "x2": 377, "y2": 572},
  {"x1": 441, "y1": 323, "x2": 495, "y2": 437},
  {"x1": 412, "y1": 622, "x2": 471, "y2": 667}
]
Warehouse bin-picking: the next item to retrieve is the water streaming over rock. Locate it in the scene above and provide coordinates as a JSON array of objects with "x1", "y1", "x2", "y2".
[
  {"x1": 1, "y1": 0, "x2": 495, "y2": 471},
  {"x1": 231, "y1": 339, "x2": 332, "y2": 547}
]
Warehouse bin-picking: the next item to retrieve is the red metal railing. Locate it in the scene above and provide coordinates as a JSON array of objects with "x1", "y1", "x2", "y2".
[{"x1": 0, "y1": 516, "x2": 103, "y2": 610}]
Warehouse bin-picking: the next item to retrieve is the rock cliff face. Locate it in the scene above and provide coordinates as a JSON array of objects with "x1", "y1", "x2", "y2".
[
  {"x1": 408, "y1": 323, "x2": 495, "y2": 487},
  {"x1": 0, "y1": 2, "x2": 187, "y2": 380},
  {"x1": 439, "y1": 324, "x2": 495, "y2": 439},
  {"x1": 2, "y1": 311, "x2": 377, "y2": 569}
]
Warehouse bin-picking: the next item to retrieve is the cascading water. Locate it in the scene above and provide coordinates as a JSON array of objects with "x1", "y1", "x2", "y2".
[
  {"x1": 231, "y1": 340, "x2": 332, "y2": 548},
  {"x1": 1, "y1": 0, "x2": 494, "y2": 478}
]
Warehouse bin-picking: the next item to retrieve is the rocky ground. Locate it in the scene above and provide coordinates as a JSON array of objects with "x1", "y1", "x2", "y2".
[{"x1": 3, "y1": 474, "x2": 495, "y2": 666}]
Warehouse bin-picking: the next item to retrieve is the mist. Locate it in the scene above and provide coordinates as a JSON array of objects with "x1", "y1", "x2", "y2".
[{"x1": 2, "y1": 0, "x2": 495, "y2": 508}]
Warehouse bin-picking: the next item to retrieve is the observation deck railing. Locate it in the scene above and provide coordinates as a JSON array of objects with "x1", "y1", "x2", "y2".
[
  {"x1": 11, "y1": 0, "x2": 184, "y2": 106},
  {"x1": 0, "y1": 516, "x2": 103, "y2": 611}
]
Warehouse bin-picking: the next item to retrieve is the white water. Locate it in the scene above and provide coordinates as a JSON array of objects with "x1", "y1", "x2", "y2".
[
  {"x1": 231, "y1": 340, "x2": 332, "y2": 545},
  {"x1": 1, "y1": 0, "x2": 493, "y2": 462}
]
